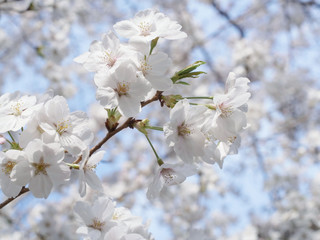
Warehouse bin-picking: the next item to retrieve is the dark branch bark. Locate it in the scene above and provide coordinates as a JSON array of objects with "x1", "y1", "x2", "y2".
[{"x1": 0, "y1": 187, "x2": 29, "y2": 209}]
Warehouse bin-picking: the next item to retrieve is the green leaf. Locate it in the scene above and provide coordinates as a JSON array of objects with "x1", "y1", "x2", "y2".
[
  {"x1": 175, "y1": 81, "x2": 190, "y2": 85},
  {"x1": 177, "y1": 61, "x2": 206, "y2": 75},
  {"x1": 171, "y1": 61, "x2": 206, "y2": 83},
  {"x1": 149, "y1": 37, "x2": 159, "y2": 55}
]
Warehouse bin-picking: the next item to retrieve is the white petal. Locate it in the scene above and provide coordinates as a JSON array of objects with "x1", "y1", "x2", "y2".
[
  {"x1": 146, "y1": 74, "x2": 172, "y2": 91},
  {"x1": 0, "y1": 115, "x2": 16, "y2": 133},
  {"x1": 73, "y1": 52, "x2": 90, "y2": 64},
  {"x1": 113, "y1": 20, "x2": 140, "y2": 38},
  {"x1": 29, "y1": 174, "x2": 53, "y2": 198},
  {"x1": 10, "y1": 160, "x2": 31, "y2": 186},
  {"x1": 0, "y1": 176, "x2": 22, "y2": 198},
  {"x1": 96, "y1": 87, "x2": 118, "y2": 109},
  {"x1": 74, "y1": 201, "x2": 95, "y2": 225},
  {"x1": 60, "y1": 133, "x2": 86, "y2": 156},
  {"x1": 93, "y1": 196, "x2": 114, "y2": 221},
  {"x1": 88, "y1": 151, "x2": 105, "y2": 166},
  {"x1": 118, "y1": 96, "x2": 141, "y2": 117},
  {"x1": 85, "y1": 170, "x2": 103, "y2": 191},
  {"x1": 47, "y1": 163, "x2": 70, "y2": 187},
  {"x1": 78, "y1": 170, "x2": 87, "y2": 197},
  {"x1": 146, "y1": 171, "x2": 163, "y2": 200}
]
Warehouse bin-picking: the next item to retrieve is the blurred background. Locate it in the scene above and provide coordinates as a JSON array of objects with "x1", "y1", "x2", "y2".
[{"x1": 1, "y1": 0, "x2": 320, "y2": 239}]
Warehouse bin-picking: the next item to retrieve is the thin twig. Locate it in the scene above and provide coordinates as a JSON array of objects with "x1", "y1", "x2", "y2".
[
  {"x1": 141, "y1": 91, "x2": 162, "y2": 107},
  {"x1": 210, "y1": 0, "x2": 245, "y2": 38},
  {"x1": 0, "y1": 187, "x2": 29, "y2": 209},
  {"x1": 88, "y1": 117, "x2": 135, "y2": 157},
  {"x1": 73, "y1": 91, "x2": 163, "y2": 164}
]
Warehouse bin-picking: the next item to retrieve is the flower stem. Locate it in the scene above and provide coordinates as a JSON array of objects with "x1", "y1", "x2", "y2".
[
  {"x1": 144, "y1": 125, "x2": 163, "y2": 131},
  {"x1": 184, "y1": 96, "x2": 213, "y2": 100},
  {"x1": 144, "y1": 134, "x2": 163, "y2": 166},
  {"x1": 8, "y1": 132, "x2": 15, "y2": 142},
  {"x1": 66, "y1": 163, "x2": 80, "y2": 170}
]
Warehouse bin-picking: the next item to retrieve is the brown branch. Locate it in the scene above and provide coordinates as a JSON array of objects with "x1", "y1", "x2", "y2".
[
  {"x1": 73, "y1": 91, "x2": 163, "y2": 164},
  {"x1": 89, "y1": 117, "x2": 135, "y2": 157},
  {"x1": 0, "y1": 91, "x2": 163, "y2": 209},
  {"x1": 0, "y1": 187, "x2": 29, "y2": 209},
  {"x1": 141, "y1": 90, "x2": 163, "y2": 107}
]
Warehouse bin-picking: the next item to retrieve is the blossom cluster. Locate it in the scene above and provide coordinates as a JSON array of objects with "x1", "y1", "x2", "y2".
[
  {"x1": 73, "y1": 9, "x2": 251, "y2": 199},
  {"x1": 0, "y1": 92, "x2": 93, "y2": 198},
  {"x1": 0, "y1": 9, "x2": 251, "y2": 239},
  {"x1": 74, "y1": 195, "x2": 152, "y2": 240},
  {"x1": 74, "y1": 9, "x2": 187, "y2": 117},
  {"x1": 146, "y1": 72, "x2": 250, "y2": 198}
]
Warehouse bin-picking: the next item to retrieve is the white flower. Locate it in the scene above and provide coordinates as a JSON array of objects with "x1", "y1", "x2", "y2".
[
  {"x1": 75, "y1": 195, "x2": 151, "y2": 240},
  {"x1": 0, "y1": 93, "x2": 37, "y2": 133},
  {"x1": 95, "y1": 61, "x2": 151, "y2": 117},
  {"x1": 146, "y1": 162, "x2": 197, "y2": 200},
  {"x1": 38, "y1": 96, "x2": 93, "y2": 155},
  {"x1": 74, "y1": 195, "x2": 116, "y2": 240},
  {"x1": 212, "y1": 72, "x2": 250, "y2": 141},
  {"x1": 130, "y1": 39, "x2": 173, "y2": 91},
  {"x1": 74, "y1": 31, "x2": 132, "y2": 74},
  {"x1": 113, "y1": 9, "x2": 187, "y2": 42},
  {"x1": 0, "y1": 150, "x2": 29, "y2": 197},
  {"x1": 104, "y1": 225, "x2": 147, "y2": 240},
  {"x1": 163, "y1": 99, "x2": 208, "y2": 163},
  {"x1": 79, "y1": 149, "x2": 105, "y2": 197},
  {"x1": 16, "y1": 139, "x2": 70, "y2": 198}
]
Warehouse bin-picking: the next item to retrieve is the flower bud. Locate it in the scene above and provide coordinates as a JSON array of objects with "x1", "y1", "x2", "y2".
[
  {"x1": 161, "y1": 95, "x2": 182, "y2": 108},
  {"x1": 134, "y1": 119, "x2": 149, "y2": 135},
  {"x1": 105, "y1": 108, "x2": 122, "y2": 132},
  {"x1": 0, "y1": 135, "x2": 5, "y2": 145}
]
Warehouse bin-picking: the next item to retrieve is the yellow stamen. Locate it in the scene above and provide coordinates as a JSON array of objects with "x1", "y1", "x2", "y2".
[
  {"x1": 32, "y1": 157, "x2": 50, "y2": 176},
  {"x1": 2, "y1": 161, "x2": 16, "y2": 175},
  {"x1": 115, "y1": 82, "x2": 129, "y2": 96}
]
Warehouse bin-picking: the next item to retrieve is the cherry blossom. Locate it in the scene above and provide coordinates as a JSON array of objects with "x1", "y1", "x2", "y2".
[
  {"x1": 78, "y1": 149, "x2": 105, "y2": 197},
  {"x1": 147, "y1": 162, "x2": 197, "y2": 200},
  {"x1": 0, "y1": 93, "x2": 38, "y2": 133},
  {"x1": 12, "y1": 139, "x2": 71, "y2": 198},
  {"x1": 74, "y1": 195, "x2": 117, "y2": 239},
  {"x1": 0, "y1": 150, "x2": 29, "y2": 197},
  {"x1": 163, "y1": 99, "x2": 209, "y2": 163},
  {"x1": 113, "y1": 9, "x2": 187, "y2": 42},
  {"x1": 74, "y1": 31, "x2": 133, "y2": 74},
  {"x1": 130, "y1": 39, "x2": 173, "y2": 91},
  {"x1": 95, "y1": 61, "x2": 151, "y2": 117},
  {"x1": 211, "y1": 72, "x2": 250, "y2": 142},
  {"x1": 38, "y1": 96, "x2": 93, "y2": 155},
  {"x1": 74, "y1": 195, "x2": 152, "y2": 240}
]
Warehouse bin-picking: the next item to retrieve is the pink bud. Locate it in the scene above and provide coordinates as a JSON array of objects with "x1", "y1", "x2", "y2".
[{"x1": 0, "y1": 135, "x2": 6, "y2": 145}]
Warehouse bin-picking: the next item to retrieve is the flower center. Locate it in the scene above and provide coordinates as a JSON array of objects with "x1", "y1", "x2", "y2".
[
  {"x1": 104, "y1": 51, "x2": 117, "y2": 68},
  {"x1": 177, "y1": 122, "x2": 191, "y2": 137},
  {"x1": 140, "y1": 59, "x2": 152, "y2": 75},
  {"x1": 218, "y1": 102, "x2": 233, "y2": 118},
  {"x1": 115, "y1": 82, "x2": 129, "y2": 97},
  {"x1": 85, "y1": 163, "x2": 97, "y2": 172},
  {"x1": 112, "y1": 210, "x2": 120, "y2": 220},
  {"x1": 11, "y1": 101, "x2": 24, "y2": 116},
  {"x1": 90, "y1": 218, "x2": 105, "y2": 231},
  {"x1": 160, "y1": 168, "x2": 177, "y2": 185},
  {"x1": 228, "y1": 136, "x2": 237, "y2": 144},
  {"x1": 138, "y1": 21, "x2": 152, "y2": 36},
  {"x1": 32, "y1": 157, "x2": 50, "y2": 176},
  {"x1": 56, "y1": 120, "x2": 70, "y2": 135},
  {"x1": 2, "y1": 161, "x2": 16, "y2": 175}
]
